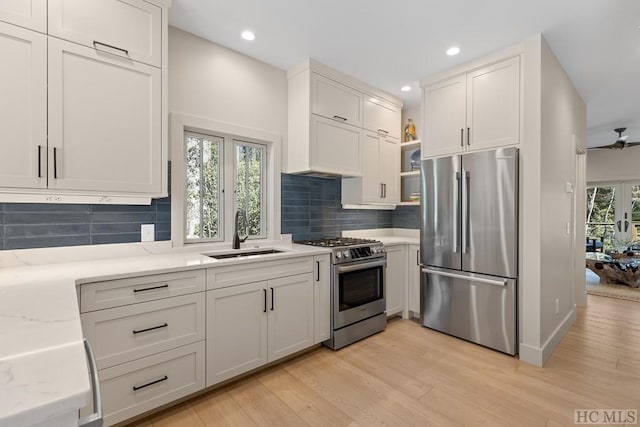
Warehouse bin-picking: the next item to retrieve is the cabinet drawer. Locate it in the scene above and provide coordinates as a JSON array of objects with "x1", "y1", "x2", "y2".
[
  {"x1": 99, "y1": 341, "x2": 205, "y2": 426},
  {"x1": 312, "y1": 73, "x2": 363, "y2": 126},
  {"x1": 81, "y1": 293, "x2": 205, "y2": 369},
  {"x1": 207, "y1": 256, "x2": 314, "y2": 290},
  {"x1": 48, "y1": 0, "x2": 162, "y2": 67},
  {"x1": 80, "y1": 270, "x2": 206, "y2": 312}
]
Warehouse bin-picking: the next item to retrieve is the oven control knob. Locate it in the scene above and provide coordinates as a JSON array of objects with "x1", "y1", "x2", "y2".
[
  {"x1": 335, "y1": 252, "x2": 342, "y2": 259},
  {"x1": 343, "y1": 250, "x2": 350, "y2": 258},
  {"x1": 372, "y1": 247, "x2": 379, "y2": 253}
]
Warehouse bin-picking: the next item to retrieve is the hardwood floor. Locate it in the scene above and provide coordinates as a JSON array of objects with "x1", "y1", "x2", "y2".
[{"x1": 127, "y1": 295, "x2": 640, "y2": 426}]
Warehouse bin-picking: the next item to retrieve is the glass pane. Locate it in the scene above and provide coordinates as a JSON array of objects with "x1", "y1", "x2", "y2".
[
  {"x1": 586, "y1": 186, "x2": 616, "y2": 251},
  {"x1": 185, "y1": 132, "x2": 221, "y2": 241},
  {"x1": 631, "y1": 185, "x2": 640, "y2": 243},
  {"x1": 235, "y1": 142, "x2": 265, "y2": 237}
]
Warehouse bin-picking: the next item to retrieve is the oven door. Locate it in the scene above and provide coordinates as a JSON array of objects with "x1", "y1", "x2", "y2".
[{"x1": 333, "y1": 258, "x2": 386, "y2": 329}]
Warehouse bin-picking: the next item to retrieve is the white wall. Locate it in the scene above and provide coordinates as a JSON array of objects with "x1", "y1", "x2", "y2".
[
  {"x1": 587, "y1": 148, "x2": 640, "y2": 182},
  {"x1": 539, "y1": 36, "x2": 586, "y2": 347},
  {"x1": 168, "y1": 27, "x2": 288, "y2": 160},
  {"x1": 519, "y1": 34, "x2": 586, "y2": 366}
]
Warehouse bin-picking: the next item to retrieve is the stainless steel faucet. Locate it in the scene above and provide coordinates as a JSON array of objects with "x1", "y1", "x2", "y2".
[{"x1": 233, "y1": 210, "x2": 249, "y2": 249}]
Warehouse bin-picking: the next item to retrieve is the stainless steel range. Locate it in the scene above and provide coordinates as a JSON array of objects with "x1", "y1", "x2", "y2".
[{"x1": 297, "y1": 237, "x2": 387, "y2": 349}]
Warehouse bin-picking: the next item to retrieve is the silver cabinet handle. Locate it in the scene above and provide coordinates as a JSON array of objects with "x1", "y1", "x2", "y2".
[
  {"x1": 460, "y1": 128, "x2": 464, "y2": 147},
  {"x1": 467, "y1": 127, "x2": 471, "y2": 145},
  {"x1": 93, "y1": 40, "x2": 129, "y2": 56},
  {"x1": 332, "y1": 115, "x2": 347, "y2": 121},
  {"x1": 79, "y1": 339, "x2": 103, "y2": 427},
  {"x1": 421, "y1": 268, "x2": 507, "y2": 287}
]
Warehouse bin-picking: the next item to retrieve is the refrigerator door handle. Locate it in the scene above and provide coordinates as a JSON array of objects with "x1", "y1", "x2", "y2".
[
  {"x1": 421, "y1": 268, "x2": 508, "y2": 287},
  {"x1": 453, "y1": 172, "x2": 460, "y2": 253},
  {"x1": 465, "y1": 171, "x2": 471, "y2": 253},
  {"x1": 462, "y1": 170, "x2": 470, "y2": 253}
]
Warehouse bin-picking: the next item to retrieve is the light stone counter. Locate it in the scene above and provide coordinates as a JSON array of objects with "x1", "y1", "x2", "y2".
[
  {"x1": 0, "y1": 239, "x2": 329, "y2": 427},
  {"x1": 342, "y1": 228, "x2": 420, "y2": 246}
]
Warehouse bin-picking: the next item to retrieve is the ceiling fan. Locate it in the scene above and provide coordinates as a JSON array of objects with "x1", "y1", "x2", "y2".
[{"x1": 589, "y1": 127, "x2": 640, "y2": 150}]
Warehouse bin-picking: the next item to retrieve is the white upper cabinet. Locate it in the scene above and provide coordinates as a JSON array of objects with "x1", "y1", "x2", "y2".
[
  {"x1": 342, "y1": 131, "x2": 399, "y2": 205},
  {"x1": 422, "y1": 56, "x2": 520, "y2": 158},
  {"x1": 48, "y1": 0, "x2": 162, "y2": 67},
  {"x1": 0, "y1": 0, "x2": 46, "y2": 32},
  {"x1": 310, "y1": 115, "x2": 363, "y2": 176},
  {"x1": 287, "y1": 59, "x2": 402, "y2": 178},
  {"x1": 47, "y1": 38, "x2": 161, "y2": 194},
  {"x1": 466, "y1": 57, "x2": 520, "y2": 151},
  {"x1": 364, "y1": 97, "x2": 401, "y2": 139},
  {"x1": 312, "y1": 74, "x2": 363, "y2": 126},
  {"x1": 0, "y1": 22, "x2": 47, "y2": 189}
]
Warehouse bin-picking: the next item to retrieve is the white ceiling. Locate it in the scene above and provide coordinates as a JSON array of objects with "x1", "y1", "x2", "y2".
[{"x1": 169, "y1": 0, "x2": 640, "y2": 148}]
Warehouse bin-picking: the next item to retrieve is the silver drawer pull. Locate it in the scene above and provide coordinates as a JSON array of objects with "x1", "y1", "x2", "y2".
[
  {"x1": 93, "y1": 40, "x2": 129, "y2": 56},
  {"x1": 133, "y1": 375, "x2": 168, "y2": 391},
  {"x1": 132, "y1": 323, "x2": 168, "y2": 334},
  {"x1": 133, "y1": 284, "x2": 169, "y2": 293}
]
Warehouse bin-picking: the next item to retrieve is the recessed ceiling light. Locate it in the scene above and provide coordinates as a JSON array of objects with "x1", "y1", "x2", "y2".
[
  {"x1": 241, "y1": 31, "x2": 255, "y2": 41},
  {"x1": 446, "y1": 46, "x2": 460, "y2": 56},
  {"x1": 401, "y1": 86, "x2": 412, "y2": 92}
]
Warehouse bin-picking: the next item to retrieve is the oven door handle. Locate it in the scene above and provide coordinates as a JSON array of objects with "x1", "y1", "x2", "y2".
[{"x1": 334, "y1": 259, "x2": 386, "y2": 274}]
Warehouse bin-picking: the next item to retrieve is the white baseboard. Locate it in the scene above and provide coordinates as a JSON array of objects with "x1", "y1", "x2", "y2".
[{"x1": 519, "y1": 307, "x2": 576, "y2": 367}]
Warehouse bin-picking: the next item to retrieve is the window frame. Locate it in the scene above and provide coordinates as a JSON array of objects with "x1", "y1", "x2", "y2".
[
  {"x1": 234, "y1": 139, "x2": 267, "y2": 240},
  {"x1": 170, "y1": 113, "x2": 281, "y2": 248}
]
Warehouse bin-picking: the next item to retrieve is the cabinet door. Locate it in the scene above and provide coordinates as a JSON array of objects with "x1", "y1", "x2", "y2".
[
  {"x1": 313, "y1": 255, "x2": 331, "y2": 344},
  {"x1": 379, "y1": 136, "x2": 400, "y2": 204},
  {"x1": 206, "y1": 282, "x2": 268, "y2": 387},
  {"x1": 0, "y1": 0, "x2": 46, "y2": 32},
  {"x1": 0, "y1": 22, "x2": 47, "y2": 189},
  {"x1": 423, "y1": 74, "x2": 467, "y2": 158},
  {"x1": 267, "y1": 273, "x2": 314, "y2": 362},
  {"x1": 47, "y1": 37, "x2": 161, "y2": 194},
  {"x1": 310, "y1": 115, "x2": 363, "y2": 176},
  {"x1": 408, "y1": 245, "x2": 421, "y2": 315},
  {"x1": 385, "y1": 245, "x2": 406, "y2": 317},
  {"x1": 364, "y1": 97, "x2": 401, "y2": 139},
  {"x1": 312, "y1": 74, "x2": 363, "y2": 126},
  {"x1": 466, "y1": 56, "x2": 520, "y2": 151},
  {"x1": 48, "y1": 0, "x2": 162, "y2": 67},
  {"x1": 362, "y1": 132, "x2": 382, "y2": 203}
]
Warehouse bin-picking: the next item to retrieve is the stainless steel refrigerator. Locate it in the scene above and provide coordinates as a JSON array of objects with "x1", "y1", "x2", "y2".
[{"x1": 420, "y1": 147, "x2": 518, "y2": 355}]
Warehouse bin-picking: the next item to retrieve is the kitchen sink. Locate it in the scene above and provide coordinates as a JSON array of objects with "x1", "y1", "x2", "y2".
[{"x1": 205, "y1": 249, "x2": 285, "y2": 259}]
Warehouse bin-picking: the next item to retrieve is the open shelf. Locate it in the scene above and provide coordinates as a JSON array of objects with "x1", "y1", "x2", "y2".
[{"x1": 400, "y1": 139, "x2": 421, "y2": 150}]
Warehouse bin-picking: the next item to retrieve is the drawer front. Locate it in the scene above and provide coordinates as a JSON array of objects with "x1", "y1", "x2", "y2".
[
  {"x1": 100, "y1": 341, "x2": 205, "y2": 426},
  {"x1": 81, "y1": 293, "x2": 205, "y2": 369},
  {"x1": 80, "y1": 269, "x2": 206, "y2": 312},
  {"x1": 207, "y1": 256, "x2": 314, "y2": 290},
  {"x1": 48, "y1": 0, "x2": 162, "y2": 67}
]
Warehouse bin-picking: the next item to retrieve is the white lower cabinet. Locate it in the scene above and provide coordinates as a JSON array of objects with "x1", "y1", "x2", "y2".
[
  {"x1": 97, "y1": 342, "x2": 205, "y2": 426},
  {"x1": 313, "y1": 254, "x2": 331, "y2": 343},
  {"x1": 206, "y1": 272, "x2": 315, "y2": 387},
  {"x1": 385, "y1": 245, "x2": 406, "y2": 317},
  {"x1": 408, "y1": 245, "x2": 421, "y2": 316}
]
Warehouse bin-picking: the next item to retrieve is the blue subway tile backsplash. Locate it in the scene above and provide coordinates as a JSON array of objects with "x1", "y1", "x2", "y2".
[
  {"x1": 0, "y1": 168, "x2": 419, "y2": 251},
  {"x1": 280, "y1": 173, "x2": 419, "y2": 242}
]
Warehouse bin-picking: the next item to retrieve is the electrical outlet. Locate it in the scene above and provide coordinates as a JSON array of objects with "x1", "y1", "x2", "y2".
[
  {"x1": 555, "y1": 299, "x2": 560, "y2": 315},
  {"x1": 141, "y1": 224, "x2": 155, "y2": 242}
]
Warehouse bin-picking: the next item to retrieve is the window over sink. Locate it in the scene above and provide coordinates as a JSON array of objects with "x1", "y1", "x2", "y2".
[{"x1": 171, "y1": 113, "x2": 281, "y2": 247}]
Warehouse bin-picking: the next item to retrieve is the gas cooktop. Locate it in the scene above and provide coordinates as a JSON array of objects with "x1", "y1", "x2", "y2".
[{"x1": 296, "y1": 237, "x2": 380, "y2": 248}]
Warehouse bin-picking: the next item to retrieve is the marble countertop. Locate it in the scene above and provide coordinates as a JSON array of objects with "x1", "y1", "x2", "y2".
[
  {"x1": 0, "y1": 240, "x2": 329, "y2": 427},
  {"x1": 342, "y1": 228, "x2": 420, "y2": 246}
]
